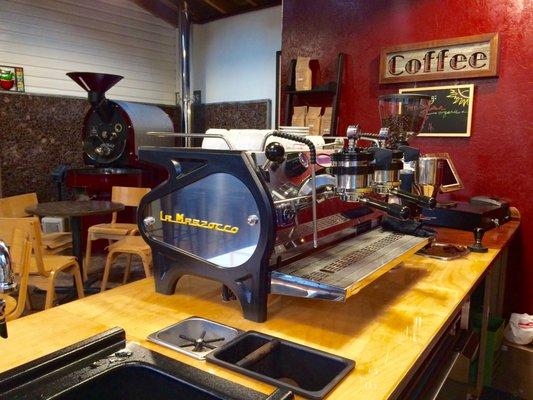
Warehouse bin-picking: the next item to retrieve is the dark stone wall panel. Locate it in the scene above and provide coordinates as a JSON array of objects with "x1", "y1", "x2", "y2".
[{"x1": 0, "y1": 92, "x2": 179, "y2": 201}]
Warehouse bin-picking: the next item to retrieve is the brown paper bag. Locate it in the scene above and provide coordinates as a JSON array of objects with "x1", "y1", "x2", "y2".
[
  {"x1": 295, "y1": 57, "x2": 312, "y2": 91},
  {"x1": 306, "y1": 106, "x2": 322, "y2": 135},
  {"x1": 320, "y1": 107, "x2": 333, "y2": 135},
  {"x1": 291, "y1": 106, "x2": 307, "y2": 127}
]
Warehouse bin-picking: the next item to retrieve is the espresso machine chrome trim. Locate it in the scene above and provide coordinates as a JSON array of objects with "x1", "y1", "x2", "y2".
[
  {"x1": 270, "y1": 131, "x2": 319, "y2": 248},
  {"x1": 148, "y1": 132, "x2": 235, "y2": 150},
  {"x1": 417, "y1": 156, "x2": 443, "y2": 186}
]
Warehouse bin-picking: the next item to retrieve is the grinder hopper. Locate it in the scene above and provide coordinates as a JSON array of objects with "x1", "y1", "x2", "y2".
[{"x1": 378, "y1": 93, "x2": 431, "y2": 146}]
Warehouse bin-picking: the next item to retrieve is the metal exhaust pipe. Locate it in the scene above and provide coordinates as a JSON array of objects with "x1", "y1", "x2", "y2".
[{"x1": 179, "y1": 1, "x2": 192, "y2": 147}]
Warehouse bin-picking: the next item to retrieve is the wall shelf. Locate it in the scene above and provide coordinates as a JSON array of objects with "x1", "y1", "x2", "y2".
[
  {"x1": 283, "y1": 53, "x2": 345, "y2": 135},
  {"x1": 285, "y1": 82, "x2": 337, "y2": 95}
]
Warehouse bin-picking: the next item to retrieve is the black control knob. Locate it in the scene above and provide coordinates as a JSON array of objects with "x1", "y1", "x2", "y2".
[
  {"x1": 284, "y1": 153, "x2": 309, "y2": 177},
  {"x1": 265, "y1": 142, "x2": 286, "y2": 164}
]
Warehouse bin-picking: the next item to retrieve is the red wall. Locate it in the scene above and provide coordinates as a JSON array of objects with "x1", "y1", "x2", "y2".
[{"x1": 281, "y1": 0, "x2": 532, "y2": 313}]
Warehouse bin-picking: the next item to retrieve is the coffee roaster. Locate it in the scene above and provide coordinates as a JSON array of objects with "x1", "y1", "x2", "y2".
[{"x1": 65, "y1": 72, "x2": 175, "y2": 197}]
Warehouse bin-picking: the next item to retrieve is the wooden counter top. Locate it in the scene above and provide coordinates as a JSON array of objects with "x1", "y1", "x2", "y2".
[{"x1": 0, "y1": 221, "x2": 519, "y2": 399}]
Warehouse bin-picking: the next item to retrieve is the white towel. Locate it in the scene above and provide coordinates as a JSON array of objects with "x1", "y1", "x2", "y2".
[{"x1": 201, "y1": 129, "x2": 325, "y2": 151}]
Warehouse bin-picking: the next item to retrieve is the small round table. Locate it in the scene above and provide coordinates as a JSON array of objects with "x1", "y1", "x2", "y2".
[{"x1": 25, "y1": 201, "x2": 125, "y2": 279}]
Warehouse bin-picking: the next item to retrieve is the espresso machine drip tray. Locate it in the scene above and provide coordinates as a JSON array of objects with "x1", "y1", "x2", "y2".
[
  {"x1": 147, "y1": 317, "x2": 242, "y2": 360},
  {"x1": 271, "y1": 229, "x2": 429, "y2": 301}
]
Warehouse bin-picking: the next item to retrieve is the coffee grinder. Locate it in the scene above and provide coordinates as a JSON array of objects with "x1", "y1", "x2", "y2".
[
  {"x1": 374, "y1": 94, "x2": 509, "y2": 255},
  {"x1": 350, "y1": 94, "x2": 474, "y2": 259}
]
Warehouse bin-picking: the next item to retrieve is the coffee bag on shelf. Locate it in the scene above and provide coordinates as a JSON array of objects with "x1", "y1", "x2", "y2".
[
  {"x1": 295, "y1": 57, "x2": 312, "y2": 91},
  {"x1": 291, "y1": 106, "x2": 307, "y2": 127},
  {"x1": 306, "y1": 106, "x2": 322, "y2": 135},
  {"x1": 320, "y1": 107, "x2": 333, "y2": 135}
]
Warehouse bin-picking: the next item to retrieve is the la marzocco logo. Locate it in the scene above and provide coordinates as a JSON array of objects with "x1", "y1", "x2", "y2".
[{"x1": 159, "y1": 211, "x2": 239, "y2": 234}]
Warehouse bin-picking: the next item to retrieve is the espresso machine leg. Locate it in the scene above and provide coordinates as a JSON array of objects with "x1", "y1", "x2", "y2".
[{"x1": 221, "y1": 285, "x2": 236, "y2": 301}]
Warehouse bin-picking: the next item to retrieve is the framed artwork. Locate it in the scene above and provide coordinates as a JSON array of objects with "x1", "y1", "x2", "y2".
[
  {"x1": 400, "y1": 84, "x2": 474, "y2": 137},
  {"x1": 0, "y1": 65, "x2": 25, "y2": 92}
]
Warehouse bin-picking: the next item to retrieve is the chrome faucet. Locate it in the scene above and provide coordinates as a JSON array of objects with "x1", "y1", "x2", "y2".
[{"x1": 0, "y1": 240, "x2": 17, "y2": 338}]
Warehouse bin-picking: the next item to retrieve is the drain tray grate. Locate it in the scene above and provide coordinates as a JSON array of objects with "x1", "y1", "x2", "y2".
[{"x1": 271, "y1": 229, "x2": 429, "y2": 301}]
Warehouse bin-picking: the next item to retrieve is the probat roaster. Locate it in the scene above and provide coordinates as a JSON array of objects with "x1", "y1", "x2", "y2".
[{"x1": 136, "y1": 119, "x2": 442, "y2": 322}]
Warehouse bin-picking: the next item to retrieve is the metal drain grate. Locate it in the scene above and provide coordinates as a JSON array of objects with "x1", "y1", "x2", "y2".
[
  {"x1": 315, "y1": 233, "x2": 403, "y2": 276},
  {"x1": 292, "y1": 214, "x2": 350, "y2": 237},
  {"x1": 301, "y1": 270, "x2": 332, "y2": 281},
  {"x1": 273, "y1": 229, "x2": 429, "y2": 297},
  {"x1": 147, "y1": 317, "x2": 241, "y2": 360}
]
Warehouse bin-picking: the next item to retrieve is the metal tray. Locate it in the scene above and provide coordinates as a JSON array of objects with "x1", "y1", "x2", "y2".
[
  {"x1": 416, "y1": 242, "x2": 469, "y2": 260},
  {"x1": 207, "y1": 331, "x2": 354, "y2": 400},
  {"x1": 147, "y1": 317, "x2": 242, "y2": 360}
]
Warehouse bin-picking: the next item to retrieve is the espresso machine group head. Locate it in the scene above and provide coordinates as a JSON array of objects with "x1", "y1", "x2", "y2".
[{"x1": 331, "y1": 94, "x2": 438, "y2": 220}]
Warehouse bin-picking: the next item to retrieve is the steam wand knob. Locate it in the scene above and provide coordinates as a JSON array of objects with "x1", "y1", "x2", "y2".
[{"x1": 265, "y1": 142, "x2": 286, "y2": 164}]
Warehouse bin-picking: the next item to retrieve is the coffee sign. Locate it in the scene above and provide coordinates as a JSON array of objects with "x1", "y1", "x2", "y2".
[{"x1": 379, "y1": 33, "x2": 499, "y2": 84}]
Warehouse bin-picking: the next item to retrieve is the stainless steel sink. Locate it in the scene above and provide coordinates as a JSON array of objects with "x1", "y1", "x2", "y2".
[
  {"x1": 0, "y1": 328, "x2": 293, "y2": 400},
  {"x1": 51, "y1": 364, "x2": 232, "y2": 400}
]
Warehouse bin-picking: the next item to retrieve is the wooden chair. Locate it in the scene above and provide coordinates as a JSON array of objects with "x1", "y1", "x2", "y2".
[
  {"x1": 0, "y1": 217, "x2": 84, "y2": 309},
  {"x1": 85, "y1": 186, "x2": 150, "y2": 280},
  {"x1": 0, "y1": 229, "x2": 32, "y2": 321},
  {"x1": 0, "y1": 193, "x2": 72, "y2": 254},
  {"x1": 101, "y1": 236, "x2": 152, "y2": 292},
  {"x1": 0, "y1": 193, "x2": 37, "y2": 217}
]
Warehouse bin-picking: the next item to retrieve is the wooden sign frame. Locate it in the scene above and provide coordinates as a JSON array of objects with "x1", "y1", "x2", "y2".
[
  {"x1": 400, "y1": 84, "x2": 474, "y2": 137},
  {"x1": 379, "y1": 33, "x2": 499, "y2": 84}
]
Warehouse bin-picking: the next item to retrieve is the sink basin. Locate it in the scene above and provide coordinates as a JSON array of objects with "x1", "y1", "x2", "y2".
[
  {"x1": 51, "y1": 364, "x2": 234, "y2": 400},
  {"x1": 0, "y1": 328, "x2": 293, "y2": 400}
]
